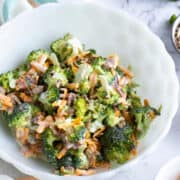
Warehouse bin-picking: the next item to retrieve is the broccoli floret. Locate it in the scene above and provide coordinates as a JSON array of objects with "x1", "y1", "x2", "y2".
[
  {"x1": 74, "y1": 97, "x2": 87, "y2": 119},
  {"x1": 27, "y1": 49, "x2": 49, "y2": 63},
  {"x1": 132, "y1": 106, "x2": 160, "y2": 138},
  {"x1": 105, "y1": 108, "x2": 121, "y2": 127},
  {"x1": 8, "y1": 103, "x2": 40, "y2": 128},
  {"x1": 73, "y1": 151, "x2": 89, "y2": 169},
  {"x1": 42, "y1": 128, "x2": 60, "y2": 166},
  {"x1": 92, "y1": 57, "x2": 105, "y2": 74},
  {"x1": 50, "y1": 33, "x2": 83, "y2": 61},
  {"x1": 100, "y1": 124, "x2": 136, "y2": 164},
  {"x1": 0, "y1": 71, "x2": 15, "y2": 92},
  {"x1": 78, "y1": 80, "x2": 90, "y2": 94},
  {"x1": 68, "y1": 125, "x2": 86, "y2": 143},
  {"x1": 57, "y1": 151, "x2": 89, "y2": 170},
  {"x1": 96, "y1": 87, "x2": 119, "y2": 105},
  {"x1": 43, "y1": 66, "x2": 68, "y2": 88},
  {"x1": 39, "y1": 87, "x2": 59, "y2": 114}
]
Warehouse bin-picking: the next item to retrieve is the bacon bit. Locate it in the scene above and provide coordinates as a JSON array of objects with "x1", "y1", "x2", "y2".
[
  {"x1": 89, "y1": 72, "x2": 97, "y2": 94},
  {"x1": 8, "y1": 93, "x2": 21, "y2": 105},
  {"x1": 93, "y1": 127, "x2": 106, "y2": 138},
  {"x1": 0, "y1": 93, "x2": 13, "y2": 109},
  {"x1": 57, "y1": 147, "x2": 68, "y2": 159},
  {"x1": 122, "y1": 111, "x2": 131, "y2": 121},
  {"x1": 16, "y1": 128, "x2": 29, "y2": 144},
  {"x1": 0, "y1": 86, "x2": 6, "y2": 94},
  {"x1": 67, "y1": 83, "x2": 79, "y2": 90},
  {"x1": 118, "y1": 65, "x2": 134, "y2": 78},
  {"x1": 144, "y1": 99, "x2": 149, "y2": 106},
  {"x1": 95, "y1": 161, "x2": 111, "y2": 169},
  {"x1": 105, "y1": 54, "x2": 119, "y2": 69},
  {"x1": 67, "y1": 93, "x2": 76, "y2": 105},
  {"x1": 36, "y1": 115, "x2": 54, "y2": 134},
  {"x1": 32, "y1": 86, "x2": 44, "y2": 94},
  {"x1": 75, "y1": 169, "x2": 96, "y2": 176},
  {"x1": 19, "y1": 93, "x2": 33, "y2": 103},
  {"x1": 23, "y1": 143, "x2": 42, "y2": 158}
]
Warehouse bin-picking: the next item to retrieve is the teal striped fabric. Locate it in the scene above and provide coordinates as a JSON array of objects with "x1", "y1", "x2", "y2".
[{"x1": 2, "y1": 0, "x2": 58, "y2": 23}]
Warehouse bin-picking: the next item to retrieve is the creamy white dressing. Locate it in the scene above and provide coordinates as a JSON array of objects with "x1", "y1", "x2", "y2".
[
  {"x1": 67, "y1": 37, "x2": 83, "y2": 55},
  {"x1": 75, "y1": 63, "x2": 93, "y2": 83}
]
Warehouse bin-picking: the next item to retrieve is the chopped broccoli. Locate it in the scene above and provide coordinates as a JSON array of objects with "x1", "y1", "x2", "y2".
[
  {"x1": 78, "y1": 80, "x2": 90, "y2": 94},
  {"x1": 74, "y1": 97, "x2": 87, "y2": 118},
  {"x1": 27, "y1": 49, "x2": 49, "y2": 63},
  {"x1": 92, "y1": 57, "x2": 105, "y2": 73},
  {"x1": 96, "y1": 87, "x2": 119, "y2": 105},
  {"x1": 73, "y1": 151, "x2": 89, "y2": 169},
  {"x1": 42, "y1": 128, "x2": 60, "y2": 166},
  {"x1": 50, "y1": 33, "x2": 83, "y2": 61},
  {"x1": 57, "y1": 151, "x2": 89, "y2": 170},
  {"x1": 100, "y1": 124, "x2": 136, "y2": 164},
  {"x1": 69, "y1": 125, "x2": 86, "y2": 143},
  {"x1": 39, "y1": 87, "x2": 59, "y2": 114},
  {"x1": 105, "y1": 108, "x2": 121, "y2": 127},
  {"x1": 8, "y1": 103, "x2": 40, "y2": 128},
  {"x1": 43, "y1": 66, "x2": 68, "y2": 88},
  {"x1": 0, "y1": 71, "x2": 15, "y2": 92},
  {"x1": 132, "y1": 106, "x2": 160, "y2": 138}
]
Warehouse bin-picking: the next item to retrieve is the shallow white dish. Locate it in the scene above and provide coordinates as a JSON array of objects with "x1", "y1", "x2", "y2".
[
  {"x1": 0, "y1": 1, "x2": 178, "y2": 180},
  {"x1": 155, "y1": 156, "x2": 180, "y2": 180}
]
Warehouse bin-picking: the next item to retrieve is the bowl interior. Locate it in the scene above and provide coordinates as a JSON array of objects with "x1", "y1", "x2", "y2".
[{"x1": 0, "y1": 2, "x2": 178, "y2": 179}]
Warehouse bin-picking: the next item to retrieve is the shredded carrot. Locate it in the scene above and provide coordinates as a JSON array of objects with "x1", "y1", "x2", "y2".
[
  {"x1": 119, "y1": 65, "x2": 134, "y2": 78},
  {"x1": 75, "y1": 169, "x2": 96, "y2": 176},
  {"x1": 16, "y1": 128, "x2": 29, "y2": 144},
  {"x1": 93, "y1": 127, "x2": 106, "y2": 138},
  {"x1": 72, "y1": 117, "x2": 82, "y2": 125},
  {"x1": 57, "y1": 147, "x2": 67, "y2": 159},
  {"x1": 115, "y1": 109, "x2": 121, "y2": 117},
  {"x1": 0, "y1": 93, "x2": 13, "y2": 108},
  {"x1": 72, "y1": 65, "x2": 78, "y2": 73},
  {"x1": 67, "y1": 83, "x2": 79, "y2": 90}
]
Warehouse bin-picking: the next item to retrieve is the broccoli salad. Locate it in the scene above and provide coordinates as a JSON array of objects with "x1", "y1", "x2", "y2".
[{"x1": 0, "y1": 34, "x2": 161, "y2": 176}]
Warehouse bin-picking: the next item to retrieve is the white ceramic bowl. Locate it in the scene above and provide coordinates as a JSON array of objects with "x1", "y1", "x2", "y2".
[
  {"x1": 155, "y1": 156, "x2": 180, "y2": 180},
  {"x1": 0, "y1": 1, "x2": 179, "y2": 180}
]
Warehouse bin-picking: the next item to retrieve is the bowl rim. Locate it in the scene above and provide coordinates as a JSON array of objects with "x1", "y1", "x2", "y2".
[{"x1": 0, "y1": 1, "x2": 179, "y2": 179}]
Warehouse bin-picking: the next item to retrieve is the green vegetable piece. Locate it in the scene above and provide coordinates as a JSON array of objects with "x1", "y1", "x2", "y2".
[
  {"x1": 169, "y1": 14, "x2": 177, "y2": 25},
  {"x1": 50, "y1": 33, "x2": 83, "y2": 61},
  {"x1": 74, "y1": 97, "x2": 87, "y2": 118},
  {"x1": 0, "y1": 71, "x2": 15, "y2": 92},
  {"x1": 79, "y1": 80, "x2": 90, "y2": 94},
  {"x1": 27, "y1": 49, "x2": 49, "y2": 63},
  {"x1": 105, "y1": 108, "x2": 121, "y2": 127},
  {"x1": 100, "y1": 124, "x2": 136, "y2": 164},
  {"x1": 42, "y1": 128, "x2": 60, "y2": 166},
  {"x1": 69, "y1": 125, "x2": 86, "y2": 143},
  {"x1": 8, "y1": 103, "x2": 39, "y2": 128},
  {"x1": 39, "y1": 87, "x2": 59, "y2": 114},
  {"x1": 43, "y1": 66, "x2": 68, "y2": 88},
  {"x1": 73, "y1": 151, "x2": 89, "y2": 169}
]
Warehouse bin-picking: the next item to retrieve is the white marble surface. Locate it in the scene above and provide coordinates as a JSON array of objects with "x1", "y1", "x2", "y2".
[{"x1": 0, "y1": 0, "x2": 180, "y2": 179}]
